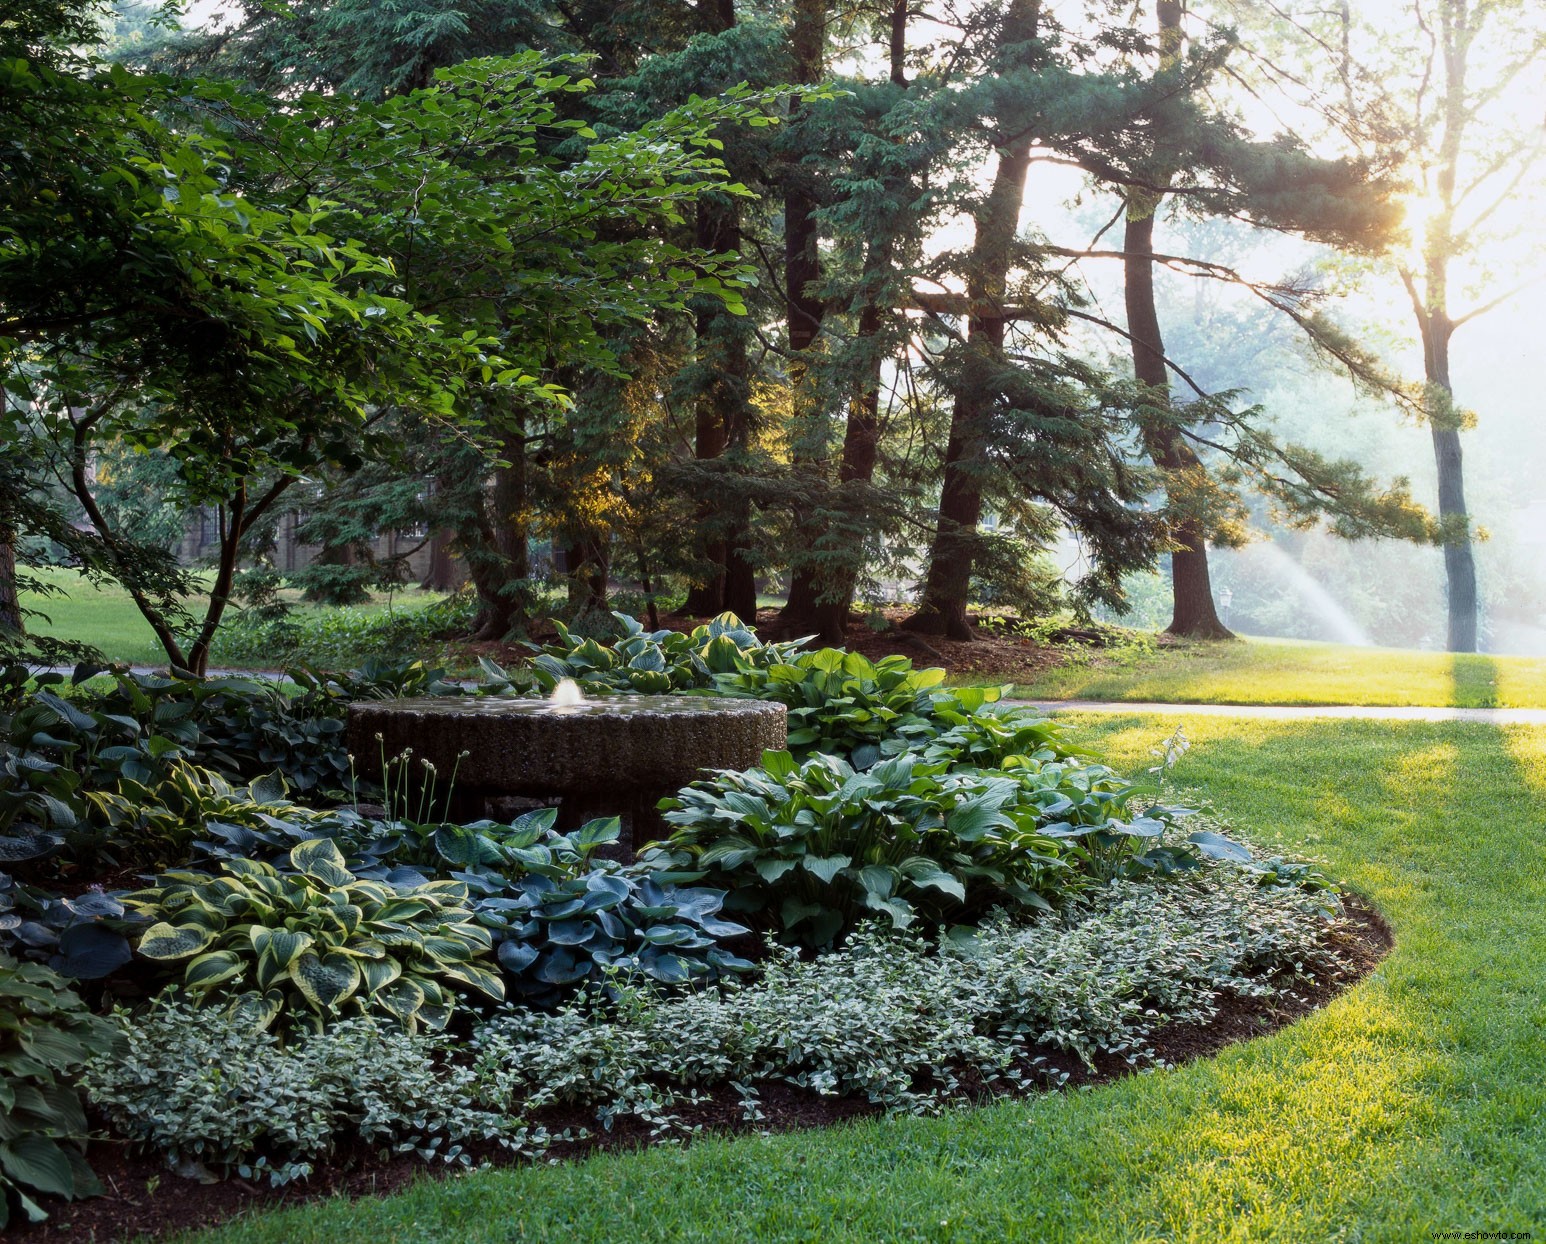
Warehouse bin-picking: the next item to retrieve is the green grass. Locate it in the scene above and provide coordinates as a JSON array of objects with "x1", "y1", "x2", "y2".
[
  {"x1": 1009, "y1": 633, "x2": 1546, "y2": 708},
  {"x1": 20, "y1": 568, "x2": 446, "y2": 668},
  {"x1": 172, "y1": 704, "x2": 1546, "y2": 1242}
]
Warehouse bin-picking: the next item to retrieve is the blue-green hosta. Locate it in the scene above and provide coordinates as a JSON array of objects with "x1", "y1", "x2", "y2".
[
  {"x1": 193, "y1": 808, "x2": 754, "y2": 1006},
  {"x1": 466, "y1": 864, "x2": 754, "y2": 1005},
  {"x1": 127, "y1": 840, "x2": 502, "y2": 1034}
]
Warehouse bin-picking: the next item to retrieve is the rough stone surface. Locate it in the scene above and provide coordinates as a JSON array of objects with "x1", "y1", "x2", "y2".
[{"x1": 347, "y1": 694, "x2": 787, "y2": 798}]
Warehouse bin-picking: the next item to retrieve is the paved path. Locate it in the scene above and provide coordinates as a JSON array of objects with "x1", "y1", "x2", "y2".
[{"x1": 1019, "y1": 699, "x2": 1546, "y2": 725}]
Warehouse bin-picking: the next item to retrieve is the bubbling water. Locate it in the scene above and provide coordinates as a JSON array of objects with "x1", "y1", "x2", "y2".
[{"x1": 548, "y1": 678, "x2": 586, "y2": 710}]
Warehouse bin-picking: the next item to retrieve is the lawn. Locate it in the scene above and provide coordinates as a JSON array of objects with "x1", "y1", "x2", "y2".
[
  {"x1": 172, "y1": 712, "x2": 1546, "y2": 1243},
  {"x1": 1012, "y1": 634, "x2": 1546, "y2": 709},
  {"x1": 19, "y1": 568, "x2": 447, "y2": 668}
]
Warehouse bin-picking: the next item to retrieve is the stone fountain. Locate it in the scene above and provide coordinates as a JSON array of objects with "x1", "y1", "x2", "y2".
[{"x1": 346, "y1": 681, "x2": 787, "y2": 852}]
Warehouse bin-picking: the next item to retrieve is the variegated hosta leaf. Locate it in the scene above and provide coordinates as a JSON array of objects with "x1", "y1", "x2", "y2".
[
  {"x1": 138, "y1": 922, "x2": 216, "y2": 960},
  {"x1": 182, "y1": 949, "x2": 245, "y2": 992},
  {"x1": 438, "y1": 961, "x2": 504, "y2": 1000},
  {"x1": 249, "y1": 927, "x2": 313, "y2": 970},
  {"x1": 289, "y1": 839, "x2": 354, "y2": 888},
  {"x1": 223, "y1": 990, "x2": 284, "y2": 1032},
  {"x1": 420, "y1": 935, "x2": 477, "y2": 963},
  {"x1": 358, "y1": 956, "x2": 403, "y2": 996},
  {"x1": 289, "y1": 952, "x2": 362, "y2": 1012},
  {"x1": 375, "y1": 977, "x2": 425, "y2": 1024}
]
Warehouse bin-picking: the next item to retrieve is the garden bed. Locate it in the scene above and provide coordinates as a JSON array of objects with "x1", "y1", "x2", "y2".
[
  {"x1": 19, "y1": 898, "x2": 1390, "y2": 1244},
  {"x1": 2, "y1": 618, "x2": 1376, "y2": 1241}
]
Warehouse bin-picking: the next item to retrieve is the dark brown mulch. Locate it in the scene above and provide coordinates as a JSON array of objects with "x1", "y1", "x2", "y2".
[{"x1": 18, "y1": 898, "x2": 1391, "y2": 1244}]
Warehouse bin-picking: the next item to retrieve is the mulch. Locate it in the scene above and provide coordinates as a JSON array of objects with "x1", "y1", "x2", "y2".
[{"x1": 18, "y1": 898, "x2": 1392, "y2": 1243}]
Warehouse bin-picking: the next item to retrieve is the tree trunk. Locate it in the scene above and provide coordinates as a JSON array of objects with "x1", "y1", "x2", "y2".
[
  {"x1": 777, "y1": 0, "x2": 835, "y2": 636},
  {"x1": 683, "y1": 0, "x2": 754, "y2": 620},
  {"x1": 903, "y1": 0, "x2": 1042, "y2": 641},
  {"x1": 0, "y1": 525, "x2": 22, "y2": 637},
  {"x1": 1123, "y1": 211, "x2": 1233, "y2": 640},
  {"x1": 1114, "y1": 0, "x2": 1232, "y2": 642},
  {"x1": 1414, "y1": 0, "x2": 1479, "y2": 653},
  {"x1": 788, "y1": 1, "x2": 907, "y2": 645},
  {"x1": 1421, "y1": 305, "x2": 1477, "y2": 652},
  {"x1": 419, "y1": 529, "x2": 457, "y2": 592},
  {"x1": 564, "y1": 536, "x2": 610, "y2": 616},
  {"x1": 463, "y1": 423, "x2": 531, "y2": 640}
]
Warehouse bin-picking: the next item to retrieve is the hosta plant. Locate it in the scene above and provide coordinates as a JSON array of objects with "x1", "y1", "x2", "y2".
[
  {"x1": 920, "y1": 703, "x2": 1096, "y2": 772},
  {"x1": 648, "y1": 749, "x2": 1075, "y2": 946},
  {"x1": 464, "y1": 861, "x2": 754, "y2": 1005},
  {"x1": 127, "y1": 840, "x2": 502, "y2": 1034},
  {"x1": 715, "y1": 650, "x2": 1012, "y2": 765},
  {"x1": 0, "y1": 873, "x2": 136, "y2": 980},
  {"x1": 651, "y1": 746, "x2": 1250, "y2": 945},
  {"x1": 0, "y1": 955, "x2": 123, "y2": 1227},
  {"x1": 503, "y1": 611, "x2": 808, "y2": 696}
]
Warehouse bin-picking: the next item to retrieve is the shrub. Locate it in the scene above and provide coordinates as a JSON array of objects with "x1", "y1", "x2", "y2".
[
  {"x1": 713, "y1": 649, "x2": 965, "y2": 763},
  {"x1": 210, "y1": 590, "x2": 480, "y2": 669},
  {"x1": 0, "y1": 874, "x2": 135, "y2": 980},
  {"x1": 467, "y1": 866, "x2": 753, "y2": 1005},
  {"x1": 127, "y1": 840, "x2": 502, "y2": 1033},
  {"x1": 652, "y1": 744, "x2": 1256, "y2": 945},
  {"x1": 84, "y1": 1002, "x2": 533, "y2": 1186},
  {"x1": 0, "y1": 956, "x2": 123, "y2": 1227}
]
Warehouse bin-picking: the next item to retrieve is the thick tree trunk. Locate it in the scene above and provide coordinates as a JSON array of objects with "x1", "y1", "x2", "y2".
[
  {"x1": 777, "y1": 0, "x2": 835, "y2": 637},
  {"x1": 787, "y1": 3, "x2": 907, "y2": 645},
  {"x1": 1414, "y1": 0, "x2": 1479, "y2": 653},
  {"x1": 683, "y1": 0, "x2": 757, "y2": 621},
  {"x1": 684, "y1": 192, "x2": 756, "y2": 619},
  {"x1": 1432, "y1": 421, "x2": 1478, "y2": 651},
  {"x1": 464, "y1": 425, "x2": 531, "y2": 640},
  {"x1": 1123, "y1": 212, "x2": 1233, "y2": 641},
  {"x1": 903, "y1": 0, "x2": 1042, "y2": 641},
  {"x1": 1118, "y1": 0, "x2": 1232, "y2": 643},
  {"x1": 564, "y1": 537, "x2": 610, "y2": 616}
]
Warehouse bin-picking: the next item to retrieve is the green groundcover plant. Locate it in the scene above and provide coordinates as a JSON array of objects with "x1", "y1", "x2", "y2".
[{"x1": 82, "y1": 873, "x2": 1344, "y2": 1185}]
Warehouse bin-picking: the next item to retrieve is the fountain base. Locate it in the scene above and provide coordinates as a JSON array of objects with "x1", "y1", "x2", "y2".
[{"x1": 347, "y1": 694, "x2": 788, "y2": 853}]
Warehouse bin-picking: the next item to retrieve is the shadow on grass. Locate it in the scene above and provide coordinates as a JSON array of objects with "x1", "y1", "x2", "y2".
[{"x1": 1451, "y1": 653, "x2": 1501, "y2": 708}]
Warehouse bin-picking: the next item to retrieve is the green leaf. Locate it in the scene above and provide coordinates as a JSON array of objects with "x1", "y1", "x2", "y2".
[
  {"x1": 433, "y1": 824, "x2": 504, "y2": 868},
  {"x1": 753, "y1": 857, "x2": 798, "y2": 883},
  {"x1": 250, "y1": 927, "x2": 313, "y2": 970},
  {"x1": 802, "y1": 854, "x2": 851, "y2": 883},
  {"x1": 182, "y1": 949, "x2": 246, "y2": 991},
  {"x1": 0, "y1": 1136, "x2": 76, "y2": 1200}
]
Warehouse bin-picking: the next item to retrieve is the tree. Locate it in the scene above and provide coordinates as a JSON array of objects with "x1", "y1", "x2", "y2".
[
  {"x1": 1206, "y1": 0, "x2": 1545, "y2": 651},
  {"x1": 1390, "y1": 0, "x2": 1543, "y2": 651},
  {"x1": 5, "y1": 21, "x2": 767, "y2": 669}
]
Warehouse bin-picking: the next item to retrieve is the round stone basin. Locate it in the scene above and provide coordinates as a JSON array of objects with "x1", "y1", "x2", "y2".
[{"x1": 346, "y1": 694, "x2": 787, "y2": 849}]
